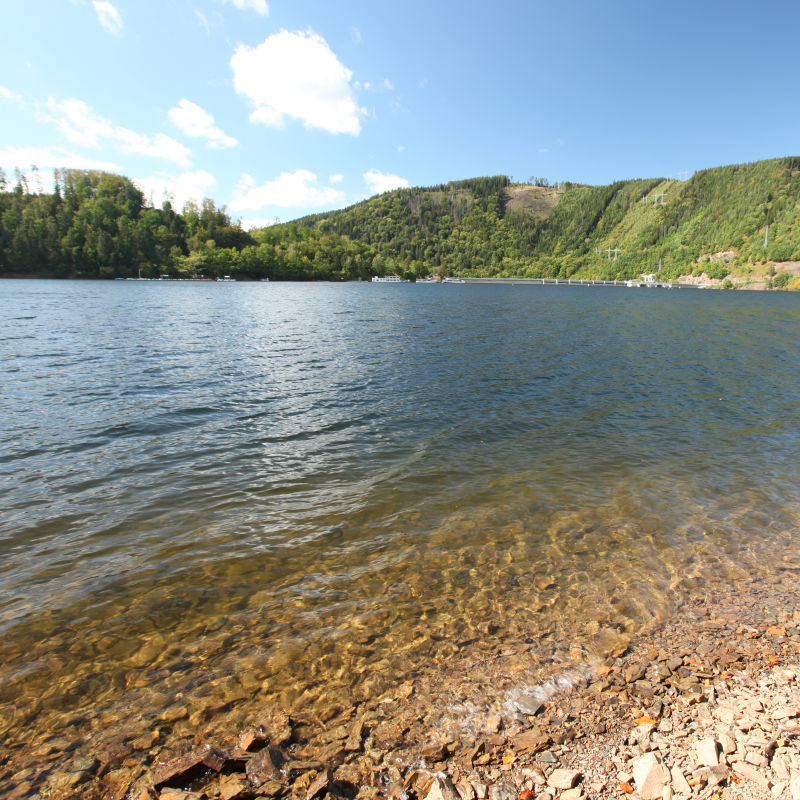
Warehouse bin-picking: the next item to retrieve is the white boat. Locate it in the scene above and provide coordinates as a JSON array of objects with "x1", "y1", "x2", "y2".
[
  {"x1": 442, "y1": 277, "x2": 465, "y2": 284},
  {"x1": 217, "y1": 276, "x2": 236, "y2": 282},
  {"x1": 371, "y1": 275, "x2": 403, "y2": 282}
]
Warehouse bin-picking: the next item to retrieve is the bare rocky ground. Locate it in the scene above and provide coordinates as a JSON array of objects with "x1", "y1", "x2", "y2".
[
  {"x1": 5, "y1": 573, "x2": 799, "y2": 800},
  {"x1": 678, "y1": 259, "x2": 800, "y2": 289}
]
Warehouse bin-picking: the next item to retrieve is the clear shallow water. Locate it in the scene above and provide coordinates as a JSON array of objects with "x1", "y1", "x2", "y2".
[{"x1": 2, "y1": 280, "x2": 800, "y2": 775}]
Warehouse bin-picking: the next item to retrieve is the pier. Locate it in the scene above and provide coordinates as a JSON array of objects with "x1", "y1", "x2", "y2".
[{"x1": 461, "y1": 277, "x2": 699, "y2": 288}]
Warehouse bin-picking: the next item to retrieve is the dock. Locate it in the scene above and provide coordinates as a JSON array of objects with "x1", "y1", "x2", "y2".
[{"x1": 460, "y1": 278, "x2": 699, "y2": 288}]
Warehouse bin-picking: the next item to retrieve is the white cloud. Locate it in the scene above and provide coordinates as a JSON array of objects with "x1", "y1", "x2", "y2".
[
  {"x1": 195, "y1": 10, "x2": 211, "y2": 34},
  {"x1": 47, "y1": 97, "x2": 113, "y2": 147},
  {"x1": 168, "y1": 99, "x2": 237, "y2": 149},
  {"x1": 134, "y1": 170, "x2": 216, "y2": 211},
  {"x1": 397, "y1": 145, "x2": 405, "y2": 152},
  {"x1": 240, "y1": 216, "x2": 281, "y2": 230},
  {"x1": 231, "y1": 29, "x2": 362, "y2": 135},
  {"x1": 225, "y1": 0, "x2": 269, "y2": 14},
  {"x1": 383, "y1": 78, "x2": 394, "y2": 90},
  {"x1": 93, "y1": 1, "x2": 122, "y2": 35},
  {"x1": 230, "y1": 170, "x2": 346, "y2": 210},
  {"x1": 45, "y1": 97, "x2": 191, "y2": 166},
  {"x1": 329, "y1": 173, "x2": 343, "y2": 184},
  {"x1": 0, "y1": 145, "x2": 121, "y2": 173},
  {"x1": 350, "y1": 27, "x2": 362, "y2": 44},
  {"x1": 116, "y1": 128, "x2": 192, "y2": 166},
  {"x1": 0, "y1": 86, "x2": 23, "y2": 104},
  {"x1": 363, "y1": 169, "x2": 409, "y2": 195}
]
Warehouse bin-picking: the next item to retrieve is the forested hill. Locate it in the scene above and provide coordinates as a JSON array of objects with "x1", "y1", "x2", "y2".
[
  {"x1": 2, "y1": 157, "x2": 800, "y2": 283},
  {"x1": 295, "y1": 157, "x2": 800, "y2": 283}
]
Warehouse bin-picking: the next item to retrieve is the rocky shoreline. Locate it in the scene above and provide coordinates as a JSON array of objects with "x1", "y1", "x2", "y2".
[{"x1": 6, "y1": 572, "x2": 800, "y2": 800}]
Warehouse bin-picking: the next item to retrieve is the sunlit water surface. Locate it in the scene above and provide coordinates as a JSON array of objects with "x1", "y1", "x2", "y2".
[{"x1": 2, "y1": 280, "x2": 800, "y2": 776}]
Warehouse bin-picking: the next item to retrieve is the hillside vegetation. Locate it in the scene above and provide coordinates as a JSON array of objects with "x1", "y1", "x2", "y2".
[
  {"x1": 296, "y1": 157, "x2": 800, "y2": 286},
  {"x1": 2, "y1": 157, "x2": 800, "y2": 286}
]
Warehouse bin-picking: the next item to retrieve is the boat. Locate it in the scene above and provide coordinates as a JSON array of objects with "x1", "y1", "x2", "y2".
[
  {"x1": 217, "y1": 276, "x2": 236, "y2": 282},
  {"x1": 371, "y1": 275, "x2": 403, "y2": 282},
  {"x1": 442, "y1": 277, "x2": 465, "y2": 284}
]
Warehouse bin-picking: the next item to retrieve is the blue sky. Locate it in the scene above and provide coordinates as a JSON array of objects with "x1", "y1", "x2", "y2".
[{"x1": 1, "y1": 0, "x2": 798, "y2": 227}]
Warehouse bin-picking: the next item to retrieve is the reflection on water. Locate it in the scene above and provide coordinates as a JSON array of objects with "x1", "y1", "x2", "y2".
[{"x1": 1, "y1": 280, "x2": 800, "y2": 780}]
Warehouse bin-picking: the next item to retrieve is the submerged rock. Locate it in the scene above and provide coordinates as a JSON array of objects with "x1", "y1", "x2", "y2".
[
  {"x1": 245, "y1": 747, "x2": 284, "y2": 787},
  {"x1": 152, "y1": 750, "x2": 207, "y2": 788}
]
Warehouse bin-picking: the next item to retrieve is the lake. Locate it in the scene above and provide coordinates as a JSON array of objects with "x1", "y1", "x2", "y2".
[{"x1": 2, "y1": 279, "x2": 800, "y2": 785}]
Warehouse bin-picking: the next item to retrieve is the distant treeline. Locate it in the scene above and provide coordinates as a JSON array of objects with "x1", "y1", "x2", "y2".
[
  {"x1": 3, "y1": 157, "x2": 800, "y2": 281},
  {"x1": 0, "y1": 169, "x2": 378, "y2": 281}
]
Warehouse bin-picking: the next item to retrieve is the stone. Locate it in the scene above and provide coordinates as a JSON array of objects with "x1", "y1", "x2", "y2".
[
  {"x1": 201, "y1": 747, "x2": 227, "y2": 772},
  {"x1": 455, "y1": 779, "x2": 476, "y2": 800},
  {"x1": 237, "y1": 728, "x2": 267, "y2": 751},
  {"x1": 560, "y1": 789, "x2": 582, "y2": 800},
  {"x1": 704, "y1": 765, "x2": 729, "y2": 788},
  {"x1": 773, "y1": 706, "x2": 800, "y2": 720},
  {"x1": 632, "y1": 753, "x2": 669, "y2": 800},
  {"x1": 372, "y1": 721, "x2": 406, "y2": 749},
  {"x1": 101, "y1": 768, "x2": 134, "y2": 800},
  {"x1": 158, "y1": 790, "x2": 201, "y2": 800},
  {"x1": 772, "y1": 754, "x2": 790, "y2": 781},
  {"x1": 695, "y1": 738, "x2": 719, "y2": 767},
  {"x1": 745, "y1": 751, "x2": 767, "y2": 767},
  {"x1": 304, "y1": 768, "x2": 333, "y2": 800},
  {"x1": 345, "y1": 717, "x2": 365, "y2": 751},
  {"x1": 719, "y1": 733, "x2": 736, "y2": 754},
  {"x1": 472, "y1": 781, "x2": 488, "y2": 800},
  {"x1": 219, "y1": 774, "x2": 249, "y2": 800},
  {"x1": 731, "y1": 761, "x2": 771, "y2": 790},
  {"x1": 512, "y1": 731, "x2": 550, "y2": 752},
  {"x1": 519, "y1": 767, "x2": 546, "y2": 786},
  {"x1": 152, "y1": 750, "x2": 206, "y2": 788},
  {"x1": 246, "y1": 747, "x2": 284, "y2": 787},
  {"x1": 546, "y1": 769, "x2": 580, "y2": 790},
  {"x1": 265, "y1": 709, "x2": 293, "y2": 746},
  {"x1": 255, "y1": 781, "x2": 283, "y2": 797},
  {"x1": 422, "y1": 742, "x2": 450, "y2": 763},
  {"x1": 424, "y1": 775, "x2": 461, "y2": 800},
  {"x1": 487, "y1": 782, "x2": 516, "y2": 800},
  {"x1": 790, "y1": 775, "x2": 800, "y2": 800},
  {"x1": 715, "y1": 706, "x2": 736, "y2": 725},
  {"x1": 625, "y1": 665, "x2": 648, "y2": 684},
  {"x1": 516, "y1": 697, "x2": 544, "y2": 716}
]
